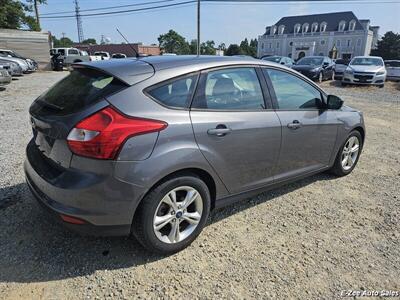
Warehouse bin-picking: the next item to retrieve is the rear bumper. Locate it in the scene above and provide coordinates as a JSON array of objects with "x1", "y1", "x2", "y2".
[
  {"x1": 24, "y1": 140, "x2": 146, "y2": 236},
  {"x1": 26, "y1": 174, "x2": 131, "y2": 236}
]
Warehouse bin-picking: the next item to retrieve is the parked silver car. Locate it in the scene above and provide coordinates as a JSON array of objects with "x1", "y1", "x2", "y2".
[
  {"x1": 0, "y1": 67, "x2": 12, "y2": 86},
  {"x1": 342, "y1": 56, "x2": 386, "y2": 87},
  {"x1": 333, "y1": 58, "x2": 349, "y2": 80},
  {"x1": 0, "y1": 49, "x2": 37, "y2": 71},
  {"x1": 25, "y1": 56, "x2": 365, "y2": 254},
  {"x1": 0, "y1": 54, "x2": 29, "y2": 73},
  {"x1": 0, "y1": 58, "x2": 23, "y2": 76},
  {"x1": 262, "y1": 55, "x2": 294, "y2": 67},
  {"x1": 384, "y1": 60, "x2": 400, "y2": 81}
]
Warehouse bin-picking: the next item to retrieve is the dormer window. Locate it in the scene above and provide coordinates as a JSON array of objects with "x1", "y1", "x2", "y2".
[
  {"x1": 278, "y1": 25, "x2": 285, "y2": 35},
  {"x1": 338, "y1": 20, "x2": 346, "y2": 32},
  {"x1": 349, "y1": 19, "x2": 356, "y2": 31},
  {"x1": 302, "y1": 23, "x2": 309, "y2": 33},
  {"x1": 294, "y1": 23, "x2": 301, "y2": 34},
  {"x1": 320, "y1": 22, "x2": 327, "y2": 32},
  {"x1": 270, "y1": 25, "x2": 277, "y2": 35},
  {"x1": 311, "y1": 22, "x2": 319, "y2": 33}
]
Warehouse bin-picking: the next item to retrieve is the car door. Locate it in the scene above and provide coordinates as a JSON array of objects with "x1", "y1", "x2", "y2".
[
  {"x1": 323, "y1": 57, "x2": 334, "y2": 79},
  {"x1": 190, "y1": 66, "x2": 281, "y2": 194},
  {"x1": 262, "y1": 67, "x2": 340, "y2": 181}
]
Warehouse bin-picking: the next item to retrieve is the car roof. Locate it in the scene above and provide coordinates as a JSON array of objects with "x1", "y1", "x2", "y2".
[
  {"x1": 77, "y1": 55, "x2": 291, "y2": 85},
  {"x1": 352, "y1": 56, "x2": 383, "y2": 59}
]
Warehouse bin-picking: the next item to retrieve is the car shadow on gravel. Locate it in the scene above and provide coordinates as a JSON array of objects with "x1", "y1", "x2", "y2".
[{"x1": 0, "y1": 172, "x2": 336, "y2": 284}]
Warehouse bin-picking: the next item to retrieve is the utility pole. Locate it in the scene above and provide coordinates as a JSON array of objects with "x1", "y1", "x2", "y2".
[
  {"x1": 33, "y1": 0, "x2": 40, "y2": 29},
  {"x1": 61, "y1": 32, "x2": 66, "y2": 46},
  {"x1": 74, "y1": 0, "x2": 85, "y2": 43},
  {"x1": 197, "y1": 0, "x2": 200, "y2": 56}
]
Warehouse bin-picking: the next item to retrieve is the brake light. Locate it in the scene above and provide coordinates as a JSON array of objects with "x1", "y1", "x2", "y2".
[{"x1": 67, "y1": 106, "x2": 167, "y2": 159}]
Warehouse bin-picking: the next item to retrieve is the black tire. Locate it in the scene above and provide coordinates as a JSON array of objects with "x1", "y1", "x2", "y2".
[
  {"x1": 379, "y1": 84, "x2": 384, "y2": 88},
  {"x1": 330, "y1": 131, "x2": 363, "y2": 177},
  {"x1": 341, "y1": 82, "x2": 347, "y2": 87},
  {"x1": 132, "y1": 174, "x2": 211, "y2": 254}
]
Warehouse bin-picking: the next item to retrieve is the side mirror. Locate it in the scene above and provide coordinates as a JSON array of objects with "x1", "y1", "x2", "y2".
[{"x1": 327, "y1": 95, "x2": 344, "y2": 109}]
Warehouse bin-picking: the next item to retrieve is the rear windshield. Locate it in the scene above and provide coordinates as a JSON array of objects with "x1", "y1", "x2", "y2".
[{"x1": 32, "y1": 68, "x2": 127, "y2": 116}]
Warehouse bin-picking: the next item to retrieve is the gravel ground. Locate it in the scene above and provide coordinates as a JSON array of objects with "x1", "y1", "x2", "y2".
[{"x1": 0, "y1": 72, "x2": 399, "y2": 299}]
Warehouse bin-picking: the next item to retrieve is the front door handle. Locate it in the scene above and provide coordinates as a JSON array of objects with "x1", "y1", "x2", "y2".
[
  {"x1": 287, "y1": 120, "x2": 302, "y2": 130},
  {"x1": 207, "y1": 125, "x2": 232, "y2": 137}
]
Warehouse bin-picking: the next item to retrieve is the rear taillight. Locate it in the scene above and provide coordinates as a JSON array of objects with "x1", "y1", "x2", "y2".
[{"x1": 67, "y1": 106, "x2": 167, "y2": 159}]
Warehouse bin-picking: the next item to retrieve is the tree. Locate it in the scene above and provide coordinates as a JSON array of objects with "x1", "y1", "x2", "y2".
[
  {"x1": 25, "y1": 0, "x2": 47, "y2": 30},
  {"x1": 218, "y1": 43, "x2": 226, "y2": 51},
  {"x1": 225, "y1": 44, "x2": 241, "y2": 56},
  {"x1": 239, "y1": 38, "x2": 250, "y2": 55},
  {"x1": 0, "y1": 0, "x2": 46, "y2": 31},
  {"x1": 158, "y1": 30, "x2": 190, "y2": 55},
  {"x1": 201, "y1": 40, "x2": 216, "y2": 55},
  {"x1": 52, "y1": 35, "x2": 74, "y2": 48},
  {"x1": 81, "y1": 38, "x2": 97, "y2": 45},
  {"x1": 371, "y1": 31, "x2": 400, "y2": 60}
]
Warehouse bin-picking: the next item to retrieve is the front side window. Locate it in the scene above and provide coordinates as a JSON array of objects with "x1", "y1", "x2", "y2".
[
  {"x1": 192, "y1": 67, "x2": 264, "y2": 110},
  {"x1": 264, "y1": 69, "x2": 322, "y2": 110},
  {"x1": 147, "y1": 74, "x2": 197, "y2": 108}
]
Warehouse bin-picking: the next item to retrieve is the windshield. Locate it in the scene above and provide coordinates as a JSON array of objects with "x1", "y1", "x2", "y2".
[
  {"x1": 263, "y1": 56, "x2": 281, "y2": 63},
  {"x1": 296, "y1": 57, "x2": 324, "y2": 66},
  {"x1": 350, "y1": 57, "x2": 383, "y2": 66}
]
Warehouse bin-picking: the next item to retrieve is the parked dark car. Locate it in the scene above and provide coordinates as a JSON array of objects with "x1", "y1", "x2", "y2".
[
  {"x1": 262, "y1": 55, "x2": 294, "y2": 67},
  {"x1": 25, "y1": 56, "x2": 365, "y2": 254},
  {"x1": 292, "y1": 56, "x2": 335, "y2": 82}
]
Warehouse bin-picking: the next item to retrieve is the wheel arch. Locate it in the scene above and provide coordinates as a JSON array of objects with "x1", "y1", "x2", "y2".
[
  {"x1": 132, "y1": 167, "x2": 218, "y2": 223},
  {"x1": 352, "y1": 126, "x2": 365, "y2": 142}
]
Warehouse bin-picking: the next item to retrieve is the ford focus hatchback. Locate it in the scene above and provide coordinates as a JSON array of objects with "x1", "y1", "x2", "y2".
[{"x1": 25, "y1": 56, "x2": 365, "y2": 254}]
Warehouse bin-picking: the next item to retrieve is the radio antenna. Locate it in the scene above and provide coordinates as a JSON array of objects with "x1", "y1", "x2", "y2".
[{"x1": 116, "y1": 28, "x2": 139, "y2": 58}]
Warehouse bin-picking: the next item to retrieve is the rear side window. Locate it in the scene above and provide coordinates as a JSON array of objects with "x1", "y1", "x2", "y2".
[
  {"x1": 68, "y1": 49, "x2": 79, "y2": 55},
  {"x1": 31, "y1": 68, "x2": 127, "y2": 116},
  {"x1": 146, "y1": 74, "x2": 198, "y2": 109}
]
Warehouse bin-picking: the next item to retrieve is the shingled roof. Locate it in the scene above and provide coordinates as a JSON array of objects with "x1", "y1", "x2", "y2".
[{"x1": 265, "y1": 11, "x2": 365, "y2": 35}]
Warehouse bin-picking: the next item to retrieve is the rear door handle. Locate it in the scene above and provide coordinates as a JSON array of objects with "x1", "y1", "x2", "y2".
[
  {"x1": 287, "y1": 120, "x2": 302, "y2": 130},
  {"x1": 207, "y1": 125, "x2": 232, "y2": 137}
]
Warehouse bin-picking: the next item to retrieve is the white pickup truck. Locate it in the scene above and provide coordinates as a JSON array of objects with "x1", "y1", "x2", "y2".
[{"x1": 50, "y1": 48, "x2": 103, "y2": 66}]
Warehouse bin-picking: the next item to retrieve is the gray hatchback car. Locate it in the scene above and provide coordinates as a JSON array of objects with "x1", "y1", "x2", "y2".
[{"x1": 25, "y1": 56, "x2": 365, "y2": 253}]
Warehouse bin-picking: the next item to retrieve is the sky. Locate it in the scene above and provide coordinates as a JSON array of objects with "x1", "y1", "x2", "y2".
[{"x1": 36, "y1": 0, "x2": 400, "y2": 45}]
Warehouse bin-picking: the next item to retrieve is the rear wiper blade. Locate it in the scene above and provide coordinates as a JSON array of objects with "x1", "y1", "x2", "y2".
[{"x1": 36, "y1": 99, "x2": 64, "y2": 111}]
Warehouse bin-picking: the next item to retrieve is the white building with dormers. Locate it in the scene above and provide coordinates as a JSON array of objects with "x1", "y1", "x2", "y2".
[{"x1": 257, "y1": 11, "x2": 379, "y2": 60}]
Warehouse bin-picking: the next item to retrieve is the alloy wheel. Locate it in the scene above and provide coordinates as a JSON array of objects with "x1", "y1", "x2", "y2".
[
  {"x1": 341, "y1": 136, "x2": 360, "y2": 171},
  {"x1": 153, "y1": 186, "x2": 203, "y2": 244}
]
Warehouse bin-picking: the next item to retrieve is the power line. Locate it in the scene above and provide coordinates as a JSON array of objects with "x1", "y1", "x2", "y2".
[
  {"x1": 40, "y1": 0, "x2": 176, "y2": 16},
  {"x1": 40, "y1": 0, "x2": 197, "y2": 18},
  {"x1": 40, "y1": 0, "x2": 400, "y2": 19}
]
